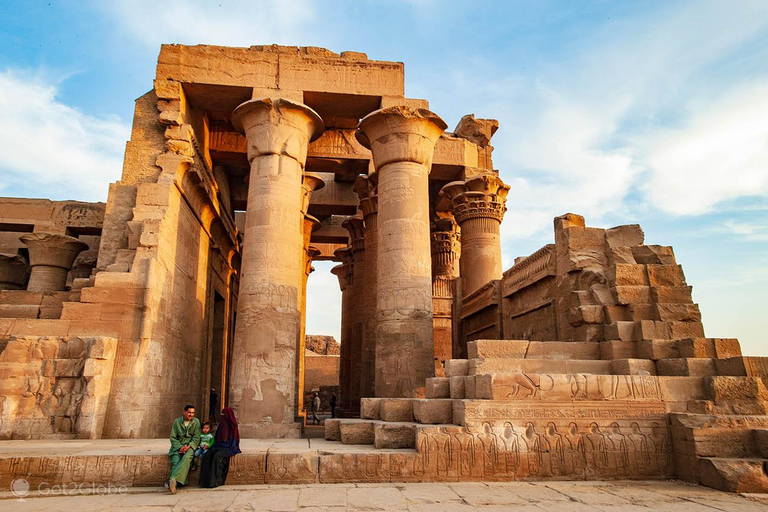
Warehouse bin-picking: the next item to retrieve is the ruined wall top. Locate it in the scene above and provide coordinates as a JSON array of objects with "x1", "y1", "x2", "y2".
[{"x1": 156, "y1": 43, "x2": 405, "y2": 97}]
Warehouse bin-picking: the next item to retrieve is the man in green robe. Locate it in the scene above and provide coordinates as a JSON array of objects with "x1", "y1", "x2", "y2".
[{"x1": 167, "y1": 404, "x2": 201, "y2": 493}]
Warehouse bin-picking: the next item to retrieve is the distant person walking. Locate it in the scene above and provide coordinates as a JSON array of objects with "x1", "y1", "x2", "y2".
[
  {"x1": 311, "y1": 392, "x2": 321, "y2": 425},
  {"x1": 199, "y1": 407, "x2": 241, "y2": 489},
  {"x1": 330, "y1": 393, "x2": 337, "y2": 418},
  {"x1": 167, "y1": 405, "x2": 201, "y2": 494}
]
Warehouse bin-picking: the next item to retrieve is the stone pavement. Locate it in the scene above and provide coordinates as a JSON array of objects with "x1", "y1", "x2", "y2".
[{"x1": 2, "y1": 480, "x2": 768, "y2": 511}]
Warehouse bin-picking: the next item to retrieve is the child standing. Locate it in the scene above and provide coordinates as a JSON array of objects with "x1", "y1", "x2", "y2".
[{"x1": 191, "y1": 421, "x2": 214, "y2": 471}]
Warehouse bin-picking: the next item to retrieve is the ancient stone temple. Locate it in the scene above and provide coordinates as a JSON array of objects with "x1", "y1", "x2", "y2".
[{"x1": 1, "y1": 44, "x2": 768, "y2": 493}]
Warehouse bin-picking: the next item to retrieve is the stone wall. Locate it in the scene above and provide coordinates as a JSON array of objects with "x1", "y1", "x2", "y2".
[
  {"x1": 0, "y1": 335, "x2": 116, "y2": 439},
  {"x1": 303, "y1": 353, "x2": 339, "y2": 412},
  {"x1": 460, "y1": 214, "x2": 704, "y2": 354}
]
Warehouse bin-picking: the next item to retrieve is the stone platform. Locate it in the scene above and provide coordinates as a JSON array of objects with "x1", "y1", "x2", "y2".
[
  {"x1": 0, "y1": 438, "x2": 418, "y2": 488},
  {"x1": 2, "y1": 480, "x2": 768, "y2": 511}
]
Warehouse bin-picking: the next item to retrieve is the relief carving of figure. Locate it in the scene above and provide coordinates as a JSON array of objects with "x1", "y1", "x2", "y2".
[
  {"x1": 627, "y1": 422, "x2": 650, "y2": 474},
  {"x1": 543, "y1": 422, "x2": 564, "y2": 476},
  {"x1": 501, "y1": 422, "x2": 520, "y2": 476},
  {"x1": 606, "y1": 422, "x2": 628, "y2": 476},
  {"x1": 477, "y1": 422, "x2": 499, "y2": 476},
  {"x1": 650, "y1": 422, "x2": 671, "y2": 473},
  {"x1": 432, "y1": 429, "x2": 453, "y2": 476},
  {"x1": 585, "y1": 422, "x2": 607, "y2": 473},
  {"x1": 523, "y1": 422, "x2": 542, "y2": 475},
  {"x1": 564, "y1": 422, "x2": 584, "y2": 474},
  {"x1": 451, "y1": 429, "x2": 476, "y2": 477}
]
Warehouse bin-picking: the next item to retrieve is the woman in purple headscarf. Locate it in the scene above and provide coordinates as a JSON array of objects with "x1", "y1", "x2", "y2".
[{"x1": 199, "y1": 407, "x2": 241, "y2": 488}]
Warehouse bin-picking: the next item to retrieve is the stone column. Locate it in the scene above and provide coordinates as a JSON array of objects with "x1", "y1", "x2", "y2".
[
  {"x1": 439, "y1": 174, "x2": 509, "y2": 297},
  {"x1": 297, "y1": 214, "x2": 322, "y2": 422},
  {"x1": 19, "y1": 233, "x2": 88, "y2": 292},
  {"x1": 356, "y1": 106, "x2": 447, "y2": 398},
  {"x1": 228, "y1": 97, "x2": 323, "y2": 438},
  {"x1": 431, "y1": 217, "x2": 461, "y2": 376},
  {"x1": 342, "y1": 215, "x2": 365, "y2": 414},
  {"x1": 331, "y1": 255, "x2": 353, "y2": 416},
  {"x1": 295, "y1": 173, "x2": 324, "y2": 423},
  {"x1": 354, "y1": 174, "x2": 378, "y2": 400},
  {"x1": 0, "y1": 255, "x2": 30, "y2": 290}
]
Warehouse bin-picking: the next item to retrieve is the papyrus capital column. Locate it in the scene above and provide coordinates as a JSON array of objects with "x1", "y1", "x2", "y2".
[
  {"x1": 354, "y1": 174, "x2": 379, "y2": 400},
  {"x1": 439, "y1": 174, "x2": 509, "y2": 296},
  {"x1": 332, "y1": 249, "x2": 355, "y2": 416},
  {"x1": 430, "y1": 217, "x2": 460, "y2": 376},
  {"x1": 20, "y1": 233, "x2": 88, "y2": 292},
  {"x1": 342, "y1": 216, "x2": 366, "y2": 413},
  {"x1": 431, "y1": 217, "x2": 461, "y2": 281},
  {"x1": 228, "y1": 97, "x2": 323, "y2": 437},
  {"x1": 356, "y1": 106, "x2": 446, "y2": 398}
]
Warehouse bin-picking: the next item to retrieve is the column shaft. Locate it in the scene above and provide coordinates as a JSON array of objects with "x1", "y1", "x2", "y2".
[
  {"x1": 355, "y1": 175, "x2": 378, "y2": 400},
  {"x1": 439, "y1": 175, "x2": 510, "y2": 297},
  {"x1": 331, "y1": 259, "x2": 353, "y2": 416},
  {"x1": 357, "y1": 106, "x2": 447, "y2": 398},
  {"x1": 228, "y1": 98, "x2": 323, "y2": 438}
]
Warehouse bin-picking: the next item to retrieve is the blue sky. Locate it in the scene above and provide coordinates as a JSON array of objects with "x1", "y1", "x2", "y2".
[{"x1": 1, "y1": 1, "x2": 767, "y2": 355}]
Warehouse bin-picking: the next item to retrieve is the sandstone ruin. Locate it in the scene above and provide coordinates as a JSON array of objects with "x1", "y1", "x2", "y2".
[{"x1": 1, "y1": 44, "x2": 767, "y2": 493}]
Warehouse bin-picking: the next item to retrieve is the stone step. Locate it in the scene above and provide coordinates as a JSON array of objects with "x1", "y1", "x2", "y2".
[
  {"x1": 657, "y1": 358, "x2": 716, "y2": 377},
  {"x1": 425, "y1": 377, "x2": 450, "y2": 398},
  {"x1": 466, "y1": 339, "x2": 601, "y2": 360},
  {"x1": 674, "y1": 426, "x2": 763, "y2": 458},
  {"x1": 469, "y1": 358, "x2": 614, "y2": 376},
  {"x1": 685, "y1": 377, "x2": 768, "y2": 415},
  {"x1": 360, "y1": 397, "x2": 456, "y2": 425},
  {"x1": 638, "y1": 338, "x2": 742, "y2": 360},
  {"x1": 324, "y1": 418, "x2": 426, "y2": 449},
  {"x1": 698, "y1": 457, "x2": 768, "y2": 493}
]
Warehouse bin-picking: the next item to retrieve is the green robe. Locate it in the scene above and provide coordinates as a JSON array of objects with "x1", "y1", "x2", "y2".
[{"x1": 168, "y1": 416, "x2": 201, "y2": 485}]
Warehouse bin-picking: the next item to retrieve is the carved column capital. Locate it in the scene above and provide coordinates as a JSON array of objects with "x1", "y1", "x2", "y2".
[
  {"x1": 356, "y1": 106, "x2": 447, "y2": 168},
  {"x1": 439, "y1": 174, "x2": 510, "y2": 225},
  {"x1": 306, "y1": 245, "x2": 321, "y2": 276},
  {"x1": 331, "y1": 263, "x2": 350, "y2": 291},
  {"x1": 232, "y1": 98, "x2": 324, "y2": 165},
  {"x1": 20, "y1": 233, "x2": 88, "y2": 292},
  {"x1": 301, "y1": 172, "x2": 325, "y2": 215},
  {"x1": 342, "y1": 215, "x2": 366, "y2": 254},
  {"x1": 354, "y1": 173, "x2": 379, "y2": 223},
  {"x1": 431, "y1": 217, "x2": 461, "y2": 279},
  {"x1": 333, "y1": 246, "x2": 355, "y2": 286}
]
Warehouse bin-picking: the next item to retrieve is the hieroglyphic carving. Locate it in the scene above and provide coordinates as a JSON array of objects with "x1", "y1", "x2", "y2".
[{"x1": 409, "y1": 420, "x2": 673, "y2": 481}]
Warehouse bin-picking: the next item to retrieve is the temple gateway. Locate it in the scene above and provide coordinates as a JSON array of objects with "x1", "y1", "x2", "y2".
[{"x1": 1, "y1": 44, "x2": 767, "y2": 493}]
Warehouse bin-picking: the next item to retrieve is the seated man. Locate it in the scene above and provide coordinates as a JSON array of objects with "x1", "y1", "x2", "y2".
[{"x1": 167, "y1": 404, "x2": 201, "y2": 494}]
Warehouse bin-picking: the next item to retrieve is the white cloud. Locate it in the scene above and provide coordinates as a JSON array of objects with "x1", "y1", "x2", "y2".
[
  {"x1": 0, "y1": 70, "x2": 129, "y2": 202},
  {"x1": 420, "y1": 1, "x2": 768, "y2": 264},
  {"x1": 638, "y1": 83, "x2": 768, "y2": 215},
  {"x1": 103, "y1": 0, "x2": 316, "y2": 49}
]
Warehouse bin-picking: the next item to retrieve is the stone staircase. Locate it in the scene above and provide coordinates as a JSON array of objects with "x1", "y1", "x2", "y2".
[
  {"x1": 670, "y1": 375, "x2": 768, "y2": 493},
  {"x1": 324, "y1": 337, "x2": 768, "y2": 487},
  {"x1": 325, "y1": 338, "x2": 678, "y2": 482}
]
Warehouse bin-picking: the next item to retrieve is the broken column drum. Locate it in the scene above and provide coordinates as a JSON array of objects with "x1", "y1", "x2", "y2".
[
  {"x1": 19, "y1": 233, "x2": 88, "y2": 292},
  {"x1": 439, "y1": 175, "x2": 509, "y2": 296},
  {"x1": 356, "y1": 106, "x2": 447, "y2": 398},
  {"x1": 228, "y1": 97, "x2": 324, "y2": 438}
]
